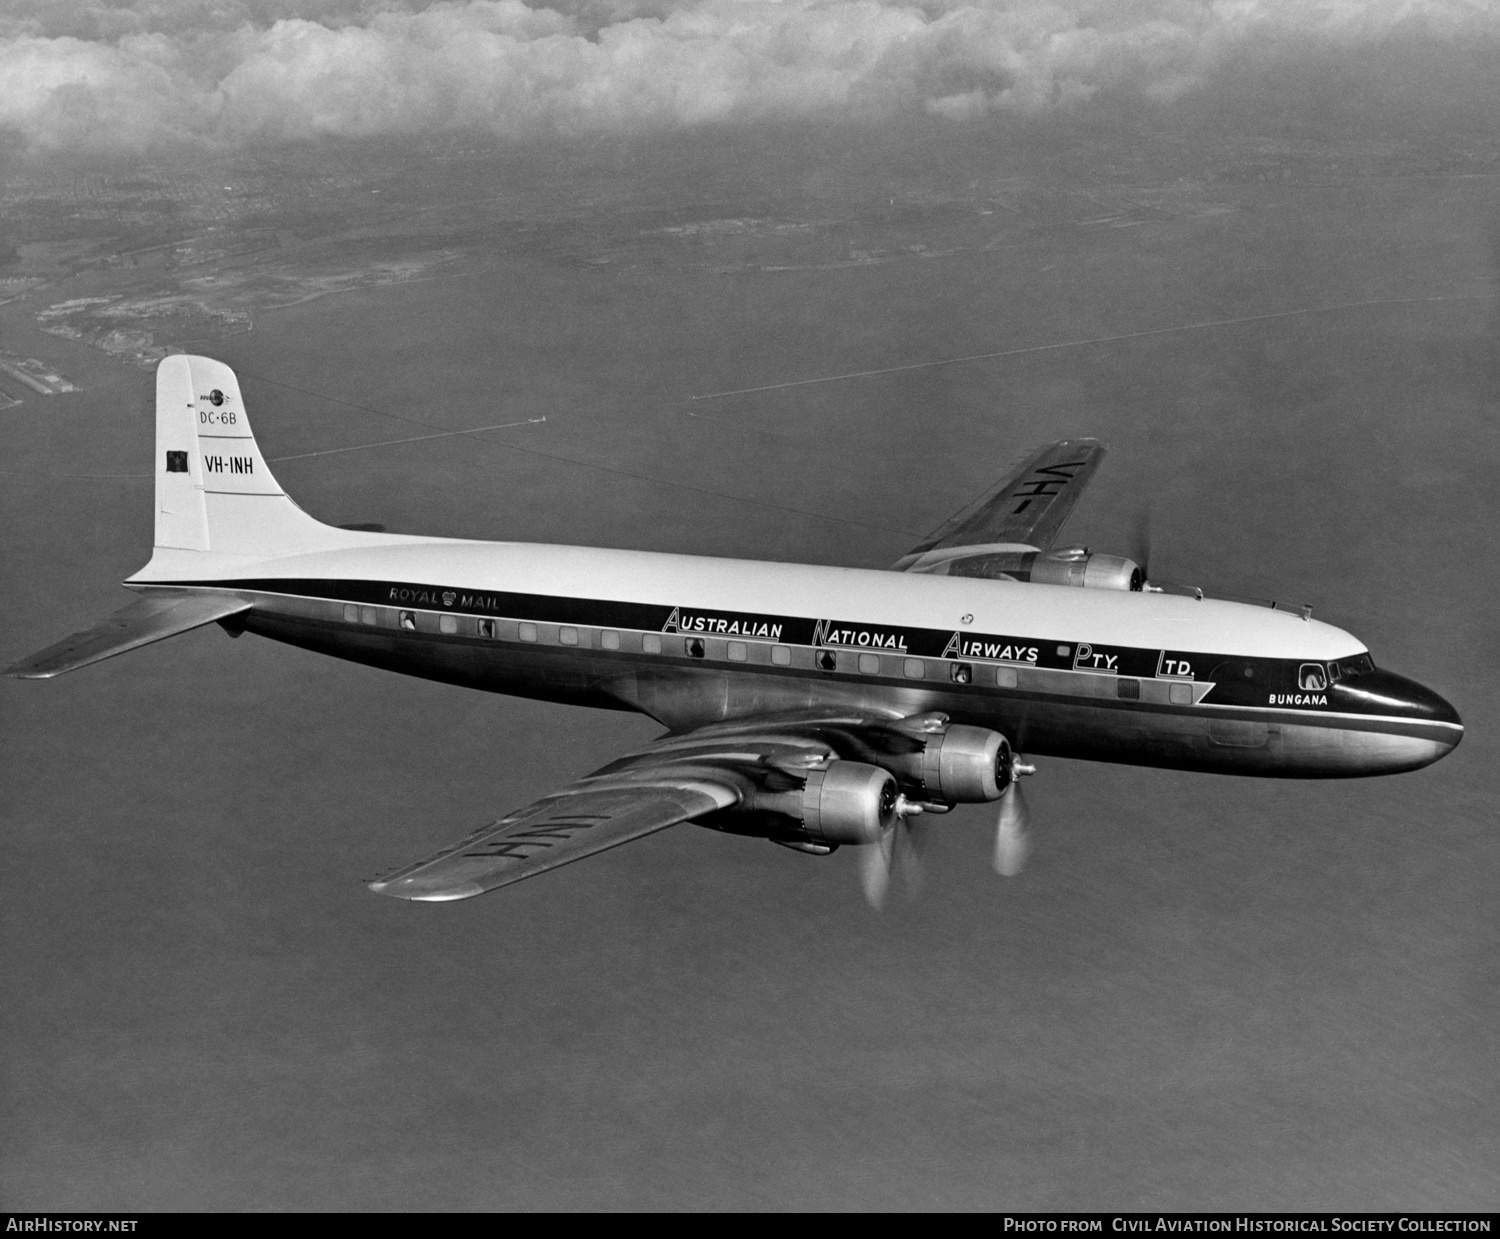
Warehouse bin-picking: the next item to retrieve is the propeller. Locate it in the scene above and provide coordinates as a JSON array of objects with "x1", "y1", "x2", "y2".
[
  {"x1": 859, "y1": 827, "x2": 897, "y2": 908},
  {"x1": 1126, "y1": 503, "x2": 1200, "y2": 596},
  {"x1": 860, "y1": 801, "x2": 933, "y2": 909},
  {"x1": 861, "y1": 758, "x2": 1038, "y2": 904},
  {"x1": 993, "y1": 779, "x2": 1029, "y2": 876},
  {"x1": 1126, "y1": 504, "x2": 1154, "y2": 591},
  {"x1": 895, "y1": 816, "x2": 929, "y2": 896},
  {"x1": 993, "y1": 755, "x2": 1036, "y2": 877}
]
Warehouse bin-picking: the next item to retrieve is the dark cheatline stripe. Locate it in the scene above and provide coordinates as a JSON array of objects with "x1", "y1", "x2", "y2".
[
  {"x1": 160, "y1": 576, "x2": 1156, "y2": 669},
  {"x1": 158, "y1": 576, "x2": 1400, "y2": 717}
]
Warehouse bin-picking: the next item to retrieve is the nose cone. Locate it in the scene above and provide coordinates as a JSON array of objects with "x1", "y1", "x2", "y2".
[
  {"x1": 1331, "y1": 668, "x2": 1463, "y2": 770},
  {"x1": 1333, "y1": 669, "x2": 1462, "y2": 728},
  {"x1": 1403, "y1": 676, "x2": 1463, "y2": 732}
]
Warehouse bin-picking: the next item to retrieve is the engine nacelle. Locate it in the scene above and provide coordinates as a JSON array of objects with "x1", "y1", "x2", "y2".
[
  {"x1": 880, "y1": 722, "x2": 1012, "y2": 803},
  {"x1": 799, "y1": 761, "x2": 899, "y2": 846},
  {"x1": 1027, "y1": 549, "x2": 1142, "y2": 592},
  {"x1": 921, "y1": 724, "x2": 1012, "y2": 802},
  {"x1": 941, "y1": 547, "x2": 1142, "y2": 591}
]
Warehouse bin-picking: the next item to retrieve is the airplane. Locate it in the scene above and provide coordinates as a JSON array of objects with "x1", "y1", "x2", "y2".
[{"x1": 6, "y1": 355, "x2": 1463, "y2": 905}]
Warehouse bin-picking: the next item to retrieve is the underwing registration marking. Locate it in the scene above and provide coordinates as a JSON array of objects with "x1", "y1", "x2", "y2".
[
  {"x1": 465, "y1": 815, "x2": 610, "y2": 862},
  {"x1": 1010, "y1": 457, "x2": 1089, "y2": 515}
]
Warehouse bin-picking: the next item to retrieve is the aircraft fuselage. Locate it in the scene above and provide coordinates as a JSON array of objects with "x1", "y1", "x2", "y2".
[{"x1": 137, "y1": 537, "x2": 1461, "y2": 780}]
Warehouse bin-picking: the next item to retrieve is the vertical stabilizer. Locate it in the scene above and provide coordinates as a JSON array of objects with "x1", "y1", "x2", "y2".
[
  {"x1": 155, "y1": 355, "x2": 211, "y2": 550},
  {"x1": 153, "y1": 355, "x2": 338, "y2": 557}
]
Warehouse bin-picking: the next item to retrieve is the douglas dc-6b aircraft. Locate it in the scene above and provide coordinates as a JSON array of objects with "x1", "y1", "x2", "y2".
[{"x1": 8, "y1": 356, "x2": 1463, "y2": 905}]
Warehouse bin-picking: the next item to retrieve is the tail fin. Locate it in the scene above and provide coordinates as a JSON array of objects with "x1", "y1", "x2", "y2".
[
  {"x1": 154, "y1": 354, "x2": 337, "y2": 556},
  {"x1": 7, "y1": 357, "x2": 359, "y2": 678}
]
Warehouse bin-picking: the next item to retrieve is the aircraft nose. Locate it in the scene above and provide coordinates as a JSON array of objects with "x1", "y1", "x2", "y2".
[
  {"x1": 1332, "y1": 668, "x2": 1463, "y2": 761},
  {"x1": 1341, "y1": 669, "x2": 1462, "y2": 727},
  {"x1": 1406, "y1": 677, "x2": 1463, "y2": 732}
]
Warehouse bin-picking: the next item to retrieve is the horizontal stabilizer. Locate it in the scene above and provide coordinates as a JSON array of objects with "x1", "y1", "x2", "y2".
[{"x1": 5, "y1": 590, "x2": 251, "y2": 679}]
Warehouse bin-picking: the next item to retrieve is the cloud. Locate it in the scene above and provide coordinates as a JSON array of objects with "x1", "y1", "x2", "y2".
[{"x1": 1, "y1": 0, "x2": 1497, "y2": 152}]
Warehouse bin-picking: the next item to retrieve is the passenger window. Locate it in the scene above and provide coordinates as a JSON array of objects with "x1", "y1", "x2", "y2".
[
  {"x1": 995, "y1": 666, "x2": 1018, "y2": 689},
  {"x1": 816, "y1": 650, "x2": 837, "y2": 671},
  {"x1": 950, "y1": 662, "x2": 972, "y2": 684},
  {"x1": 477, "y1": 618, "x2": 496, "y2": 639},
  {"x1": 727, "y1": 641, "x2": 748, "y2": 662},
  {"x1": 518, "y1": 622, "x2": 538, "y2": 643},
  {"x1": 771, "y1": 645, "x2": 792, "y2": 666},
  {"x1": 559, "y1": 626, "x2": 579, "y2": 646},
  {"x1": 858, "y1": 653, "x2": 880, "y2": 675},
  {"x1": 1116, "y1": 677, "x2": 1140, "y2": 700},
  {"x1": 439, "y1": 615, "x2": 457, "y2": 635},
  {"x1": 1298, "y1": 664, "x2": 1328, "y2": 692},
  {"x1": 359, "y1": 606, "x2": 378, "y2": 626},
  {"x1": 399, "y1": 611, "x2": 417, "y2": 632},
  {"x1": 1169, "y1": 683, "x2": 1193, "y2": 705},
  {"x1": 903, "y1": 658, "x2": 925, "y2": 679},
  {"x1": 343, "y1": 603, "x2": 358, "y2": 623},
  {"x1": 642, "y1": 633, "x2": 662, "y2": 655},
  {"x1": 601, "y1": 630, "x2": 620, "y2": 651}
]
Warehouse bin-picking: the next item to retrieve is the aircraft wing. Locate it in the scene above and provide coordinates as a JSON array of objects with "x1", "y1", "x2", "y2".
[
  {"x1": 894, "y1": 438, "x2": 1105, "y2": 572},
  {"x1": 5, "y1": 590, "x2": 252, "y2": 679},
  {"x1": 367, "y1": 771, "x2": 740, "y2": 902},
  {"x1": 366, "y1": 711, "x2": 888, "y2": 902}
]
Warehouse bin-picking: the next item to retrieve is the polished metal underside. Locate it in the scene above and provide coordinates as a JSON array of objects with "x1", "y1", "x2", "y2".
[{"x1": 239, "y1": 589, "x2": 1457, "y2": 780}]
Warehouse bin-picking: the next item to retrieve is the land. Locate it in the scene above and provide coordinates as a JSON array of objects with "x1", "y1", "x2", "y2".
[{"x1": 4, "y1": 120, "x2": 1496, "y2": 376}]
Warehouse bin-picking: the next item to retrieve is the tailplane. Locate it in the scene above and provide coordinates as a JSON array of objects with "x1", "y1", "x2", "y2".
[
  {"x1": 5, "y1": 591, "x2": 251, "y2": 679},
  {"x1": 6, "y1": 355, "x2": 358, "y2": 679}
]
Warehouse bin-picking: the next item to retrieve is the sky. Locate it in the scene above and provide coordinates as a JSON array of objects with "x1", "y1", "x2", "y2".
[
  {"x1": 3, "y1": 0, "x2": 1499, "y2": 1215},
  {"x1": 4, "y1": 0, "x2": 1500, "y2": 151}
]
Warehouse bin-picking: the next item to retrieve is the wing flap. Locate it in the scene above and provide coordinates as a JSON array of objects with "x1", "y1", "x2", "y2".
[
  {"x1": 5, "y1": 590, "x2": 251, "y2": 679},
  {"x1": 896, "y1": 438, "x2": 1105, "y2": 570},
  {"x1": 368, "y1": 779, "x2": 738, "y2": 902}
]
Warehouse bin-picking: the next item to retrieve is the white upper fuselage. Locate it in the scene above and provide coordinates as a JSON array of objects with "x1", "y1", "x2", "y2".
[{"x1": 132, "y1": 536, "x2": 1365, "y2": 664}]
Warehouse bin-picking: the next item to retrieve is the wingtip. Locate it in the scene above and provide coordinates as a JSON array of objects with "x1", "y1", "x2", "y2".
[
  {"x1": 4, "y1": 661, "x2": 59, "y2": 679},
  {"x1": 367, "y1": 877, "x2": 484, "y2": 902}
]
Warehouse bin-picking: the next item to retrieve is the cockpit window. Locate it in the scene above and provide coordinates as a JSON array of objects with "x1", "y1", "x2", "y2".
[
  {"x1": 1298, "y1": 664, "x2": 1328, "y2": 692},
  {"x1": 1335, "y1": 653, "x2": 1376, "y2": 679}
]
